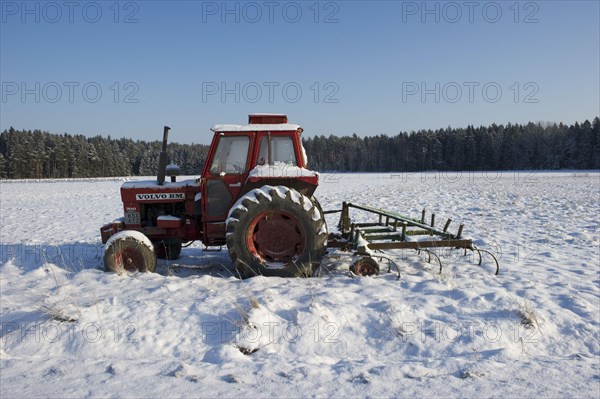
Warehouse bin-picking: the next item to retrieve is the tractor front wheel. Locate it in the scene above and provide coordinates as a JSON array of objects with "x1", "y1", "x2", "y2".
[
  {"x1": 226, "y1": 186, "x2": 327, "y2": 278},
  {"x1": 104, "y1": 230, "x2": 156, "y2": 273}
]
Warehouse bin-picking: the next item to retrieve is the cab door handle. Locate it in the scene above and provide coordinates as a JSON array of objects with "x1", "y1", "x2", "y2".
[{"x1": 229, "y1": 182, "x2": 241, "y2": 188}]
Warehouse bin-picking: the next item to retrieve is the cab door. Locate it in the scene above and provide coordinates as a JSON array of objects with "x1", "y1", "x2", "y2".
[{"x1": 202, "y1": 133, "x2": 253, "y2": 244}]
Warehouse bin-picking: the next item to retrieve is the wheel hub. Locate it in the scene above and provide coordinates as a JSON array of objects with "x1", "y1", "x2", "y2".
[
  {"x1": 115, "y1": 247, "x2": 144, "y2": 271},
  {"x1": 351, "y1": 257, "x2": 380, "y2": 276},
  {"x1": 248, "y1": 210, "x2": 305, "y2": 266}
]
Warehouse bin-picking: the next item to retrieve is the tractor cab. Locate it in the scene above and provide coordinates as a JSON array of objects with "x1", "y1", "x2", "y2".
[{"x1": 200, "y1": 114, "x2": 318, "y2": 245}]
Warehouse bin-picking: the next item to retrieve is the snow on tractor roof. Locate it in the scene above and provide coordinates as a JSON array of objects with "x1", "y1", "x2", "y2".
[
  {"x1": 248, "y1": 113, "x2": 287, "y2": 116},
  {"x1": 211, "y1": 123, "x2": 301, "y2": 132},
  {"x1": 212, "y1": 113, "x2": 299, "y2": 131}
]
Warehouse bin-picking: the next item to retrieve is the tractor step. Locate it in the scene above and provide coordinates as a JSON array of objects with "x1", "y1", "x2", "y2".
[{"x1": 202, "y1": 245, "x2": 223, "y2": 252}]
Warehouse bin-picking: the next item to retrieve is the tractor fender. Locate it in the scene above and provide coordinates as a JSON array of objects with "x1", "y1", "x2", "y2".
[{"x1": 100, "y1": 218, "x2": 125, "y2": 244}]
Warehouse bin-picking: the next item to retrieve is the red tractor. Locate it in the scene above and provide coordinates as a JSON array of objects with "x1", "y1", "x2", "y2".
[
  {"x1": 101, "y1": 114, "x2": 498, "y2": 279},
  {"x1": 101, "y1": 114, "x2": 327, "y2": 278}
]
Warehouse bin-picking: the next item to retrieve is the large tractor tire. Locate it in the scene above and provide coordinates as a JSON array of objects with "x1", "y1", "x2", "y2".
[
  {"x1": 310, "y1": 195, "x2": 328, "y2": 258},
  {"x1": 104, "y1": 230, "x2": 156, "y2": 273},
  {"x1": 226, "y1": 186, "x2": 327, "y2": 278}
]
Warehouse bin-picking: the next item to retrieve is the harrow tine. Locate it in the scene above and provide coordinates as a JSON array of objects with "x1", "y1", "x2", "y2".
[
  {"x1": 420, "y1": 248, "x2": 443, "y2": 274},
  {"x1": 474, "y1": 247, "x2": 483, "y2": 265},
  {"x1": 370, "y1": 253, "x2": 401, "y2": 279},
  {"x1": 472, "y1": 246, "x2": 500, "y2": 275}
]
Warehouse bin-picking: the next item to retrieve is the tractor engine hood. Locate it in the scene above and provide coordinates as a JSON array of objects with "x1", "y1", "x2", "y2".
[{"x1": 120, "y1": 179, "x2": 201, "y2": 204}]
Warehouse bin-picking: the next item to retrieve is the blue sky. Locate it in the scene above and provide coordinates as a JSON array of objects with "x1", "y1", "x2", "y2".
[{"x1": 1, "y1": 0, "x2": 599, "y2": 144}]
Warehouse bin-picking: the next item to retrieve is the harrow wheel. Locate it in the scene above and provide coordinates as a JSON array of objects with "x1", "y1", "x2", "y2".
[
  {"x1": 350, "y1": 256, "x2": 380, "y2": 276},
  {"x1": 104, "y1": 230, "x2": 156, "y2": 274},
  {"x1": 226, "y1": 186, "x2": 327, "y2": 278}
]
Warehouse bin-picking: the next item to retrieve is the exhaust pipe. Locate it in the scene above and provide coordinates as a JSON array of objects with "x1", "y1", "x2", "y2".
[{"x1": 157, "y1": 125, "x2": 171, "y2": 185}]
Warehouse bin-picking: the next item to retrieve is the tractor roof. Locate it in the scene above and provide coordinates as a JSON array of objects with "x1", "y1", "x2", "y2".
[
  {"x1": 210, "y1": 123, "x2": 301, "y2": 132},
  {"x1": 211, "y1": 113, "x2": 301, "y2": 133}
]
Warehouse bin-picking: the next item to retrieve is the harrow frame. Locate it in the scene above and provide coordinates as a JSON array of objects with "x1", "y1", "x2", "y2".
[{"x1": 325, "y1": 202, "x2": 499, "y2": 277}]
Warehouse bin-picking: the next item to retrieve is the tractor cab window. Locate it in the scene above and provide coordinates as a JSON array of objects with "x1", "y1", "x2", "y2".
[
  {"x1": 257, "y1": 136, "x2": 297, "y2": 166},
  {"x1": 209, "y1": 135, "x2": 250, "y2": 175}
]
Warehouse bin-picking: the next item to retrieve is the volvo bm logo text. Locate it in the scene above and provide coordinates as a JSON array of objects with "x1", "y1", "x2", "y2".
[{"x1": 136, "y1": 193, "x2": 185, "y2": 201}]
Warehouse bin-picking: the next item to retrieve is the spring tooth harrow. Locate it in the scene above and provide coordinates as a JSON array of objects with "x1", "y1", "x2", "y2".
[{"x1": 325, "y1": 202, "x2": 499, "y2": 278}]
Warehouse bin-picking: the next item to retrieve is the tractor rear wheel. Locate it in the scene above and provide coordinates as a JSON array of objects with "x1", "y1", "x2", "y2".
[
  {"x1": 310, "y1": 195, "x2": 328, "y2": 258},
  {"x1": 104, "y1": 230, "x2": 156, "y2": 273},
  {"x1": 226, "y1": 186, "x2": 327, "y2": 278}
]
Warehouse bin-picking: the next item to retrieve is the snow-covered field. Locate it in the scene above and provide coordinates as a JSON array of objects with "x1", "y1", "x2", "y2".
[{"x1": 1, "y1": 172, "x2": 599, "y2": 398}]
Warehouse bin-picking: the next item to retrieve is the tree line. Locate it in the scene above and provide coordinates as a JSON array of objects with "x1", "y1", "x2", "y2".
[
  {"x1": 0, "y1": 117, "x2": 598, "y2": 179},
  {"x1": 303, "y1": 117, "x2": 600, "y2": 172},
  {"x1": 0, "y1": 129, "x2": 209, "y2": 179}
]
